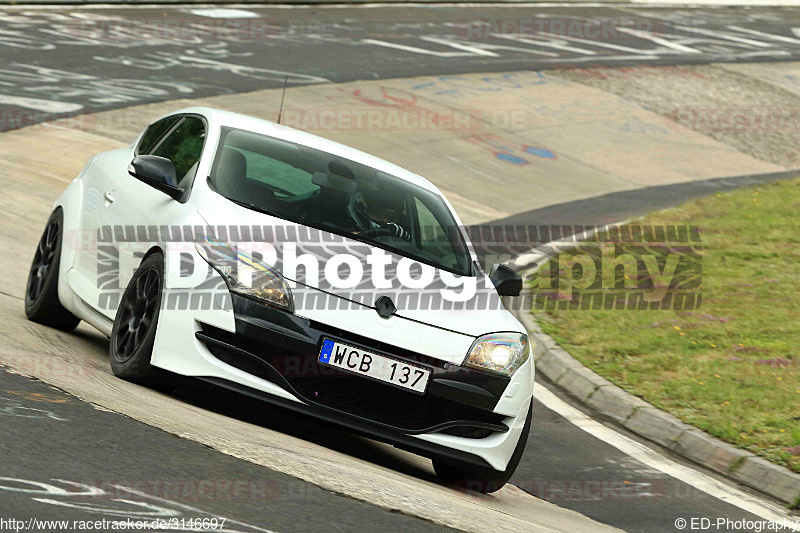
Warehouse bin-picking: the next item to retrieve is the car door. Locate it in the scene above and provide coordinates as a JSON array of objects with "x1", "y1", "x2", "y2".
[
  {"x1": 70, "y1": 116, "x2": 182, "y2": 310},
  {"x1": 96, "y1": 114, "x2": 206, "y2": 319}
]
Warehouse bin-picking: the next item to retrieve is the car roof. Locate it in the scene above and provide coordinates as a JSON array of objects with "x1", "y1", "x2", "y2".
[{"x1": 168, "y1": 106, "x2": 442, "y2": 195}]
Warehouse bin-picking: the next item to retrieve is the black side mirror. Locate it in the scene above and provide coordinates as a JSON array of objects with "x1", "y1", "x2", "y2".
[
  {"x1": 129, "y1": 155, "x2": 183, "y2": 200},
  {"x1": 489, "y1": 264, "x2": 523, "y2": 297}
]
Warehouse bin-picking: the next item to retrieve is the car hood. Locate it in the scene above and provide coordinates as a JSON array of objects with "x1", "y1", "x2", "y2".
[{"x1": 197, "y1": 205, "x2": 523, "y2": 338}]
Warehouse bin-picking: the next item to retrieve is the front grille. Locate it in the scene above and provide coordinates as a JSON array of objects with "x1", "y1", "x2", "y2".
[
  {"x1": 198, "y1": 324, "x2": 507, "y2": 435},
  {"x1": 286, "y1": 371, "x2": 505, "y2": 432}
]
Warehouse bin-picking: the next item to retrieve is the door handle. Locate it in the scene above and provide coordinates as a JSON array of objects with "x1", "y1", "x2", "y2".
[{"x1": 104, "y1": 192, "x2": 115, "y2": 204}]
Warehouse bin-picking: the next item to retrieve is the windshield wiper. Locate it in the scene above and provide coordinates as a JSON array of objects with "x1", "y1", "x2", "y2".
[{"x1": 228, "y1": 198, "x2": 282, "y2": 219}]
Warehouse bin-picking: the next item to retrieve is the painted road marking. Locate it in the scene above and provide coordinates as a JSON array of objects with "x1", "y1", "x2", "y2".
[
  {"x1": 727, "y1": 25, "x2": 800, "y2": 44},
  {"x1": 445, "y1": 155, "x2": 502, "y2": 183},
  {"x1": 0, "y1": 478, "x2": 275, "y2": 533},
  {"x1": 0, "y1": 396, "x2": 66, "y2": 421},
  {"x1": 361, "y1": 38, "x2": 474, "y2": 57},
  {"x1": 188, "y1": 8, "x2": 261, "y2": 19},
  {"x1": 0, "y1": 95, "x2": 82, "y2": 113},
  {"x1": 113, "y1": 485, "x2": 277, "y2": 533},
  {"x1": 3, "y1": 8, "x2": 800, "y2": 117}
]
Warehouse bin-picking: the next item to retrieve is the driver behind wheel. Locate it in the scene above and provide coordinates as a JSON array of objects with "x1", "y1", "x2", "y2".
[{"x1": 349, "y1": 187, "x2": 412, "y2": 241}]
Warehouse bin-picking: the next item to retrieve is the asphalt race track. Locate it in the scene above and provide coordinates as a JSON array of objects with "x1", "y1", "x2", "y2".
[
  {"x1": 0, "y1": 368, "x2": 453, "y2": 533},
  {"x1": 1, "y1": 4, "x2": 800, "y2": 533},
  {"x1": 3, "y1": 5, "x2": 800, "y2": 130}
]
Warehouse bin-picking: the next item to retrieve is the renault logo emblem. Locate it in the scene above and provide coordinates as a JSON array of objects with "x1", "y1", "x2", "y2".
[{"x1": 375, "y1": 295, "x2": 396, "y2": 319}]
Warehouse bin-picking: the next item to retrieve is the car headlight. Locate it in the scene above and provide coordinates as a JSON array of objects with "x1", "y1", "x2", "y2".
[
  {"x1": 195, "y1": 237, "x2": 293, "y2": 311},
  {"x1": 464, "y1": 333, "x2": 529, "y2": 376}
]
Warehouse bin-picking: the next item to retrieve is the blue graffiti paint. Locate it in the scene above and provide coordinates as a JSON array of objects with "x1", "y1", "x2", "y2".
[
  {"x1": 411, "y1": 82, "x2": 436, "y2": 90},
  {"x1": 524, "y1": 146, "x2": 557, "y2": 159},
  {"x1": 496, "y1": 153, "x2": 528, "y2": 165}
]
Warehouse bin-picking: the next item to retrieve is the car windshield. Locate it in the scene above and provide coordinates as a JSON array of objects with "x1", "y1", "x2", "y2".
[{"x1": 208, "y1": 127, "x2": 473, "y2": 276}]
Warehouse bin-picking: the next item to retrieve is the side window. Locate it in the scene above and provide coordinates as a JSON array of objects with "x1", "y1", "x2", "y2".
[
  {"x1": 151, "y1": 117, "x2": 206, "y2": 183},
  {"x1": 414, "y1": 197, "x2": 457, "y2": 269},
  {"x1": 137, "y1": 116, "x2": 180, "y2": 155}
]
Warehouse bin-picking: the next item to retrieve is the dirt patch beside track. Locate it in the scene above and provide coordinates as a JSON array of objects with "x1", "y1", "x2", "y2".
[{"x1": 555, "y1": 62, "x2": 800, "y2": 168}]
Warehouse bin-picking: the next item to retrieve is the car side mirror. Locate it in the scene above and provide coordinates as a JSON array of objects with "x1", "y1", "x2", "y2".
[
  {"x1": 489, "y1": 264, "x2": 523, "y2": 297},
  {"x1": 129, "y1": 155, "x2": 183, "y2": 200}
]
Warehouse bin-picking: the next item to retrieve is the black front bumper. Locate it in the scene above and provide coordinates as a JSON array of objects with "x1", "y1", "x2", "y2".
[{"x1": 195, "y1": 294, "x2": 511, "y2": 466}]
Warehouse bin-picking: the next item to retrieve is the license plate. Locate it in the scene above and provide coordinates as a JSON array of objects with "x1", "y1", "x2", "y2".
[{"x1": 318, "y1": 339, "x2": 430, "y2": 394}]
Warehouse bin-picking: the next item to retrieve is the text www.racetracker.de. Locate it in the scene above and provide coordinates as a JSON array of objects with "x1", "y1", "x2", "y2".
[{"x1": 0, "y1": 517, "x2": 228, "y2": 531}]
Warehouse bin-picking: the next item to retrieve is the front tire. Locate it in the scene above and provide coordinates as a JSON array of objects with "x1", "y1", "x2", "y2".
[
  {"x1": 433, "y1": 403, "x2": 532, "y2": 494},
  {"x1": 110, "y1": 252, "x2": 167, "y2": 384},
  {"x1": 25, "y1": 208, "x2": 81, "y2": 331}
]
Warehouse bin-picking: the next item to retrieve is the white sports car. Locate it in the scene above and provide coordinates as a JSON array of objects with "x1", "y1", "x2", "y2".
[{"x1": 25, "y1": 107, "x2": 534, "y2": 492}]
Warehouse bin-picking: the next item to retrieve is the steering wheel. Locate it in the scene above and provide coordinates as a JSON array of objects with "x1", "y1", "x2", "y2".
[
  {"x1": 357, "y1": 223, "x2": 410, "y2": 241},
  {"x1": 357, "y1": 226, "x2": 395, "y2": 240}
]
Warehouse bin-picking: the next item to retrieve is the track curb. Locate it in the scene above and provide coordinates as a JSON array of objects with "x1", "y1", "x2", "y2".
[{"x1": 511, "y1": 301, "x2": 800, "y2": 507}]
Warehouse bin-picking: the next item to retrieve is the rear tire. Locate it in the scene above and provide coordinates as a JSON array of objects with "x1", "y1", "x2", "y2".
[
  {"x1": 25, "y1": 208, "x2": 81, "y2": 332},
  {"x1": 110, "y1": 252, "x2": 170, "y2": 386},
  {"x1": 433, "y1": 403, "x2": 532, "y2": 494}
]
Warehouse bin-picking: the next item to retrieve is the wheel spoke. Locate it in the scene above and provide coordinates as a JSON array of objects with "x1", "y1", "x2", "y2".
[
  {"x1": 35, "y1": 276, "x2": 45, "y2": 298},
  {"x1": 142, "y1": 271, "x2": 159, "y2": 314},
  {"x1": 27, "y1": 277, "x2": 37, "y2": 300},
  {"x1": 125, "y1": 331, "x2": 135, "y2": 355},
  {"x1": 117, "y1": 329, "x2": 131, "y2": 355},
  {"x1": 144, "y1": 270, "x2": 156, "y2": 296},
  {"x1": 135, "y1": 276, "x2": 145, "y2": 300},
  {"x1": 118, "y1": 304, "x2": 132, "y2": 324},
  {"x1": 141, "y1": 271, "x2": 151, "y2": 294},
  {"x1": 136, "y1": 324, "x2": 148, "y2": 350},
  {"x1": 45, "y1": 222, "x2": 58, "y2": 249}
]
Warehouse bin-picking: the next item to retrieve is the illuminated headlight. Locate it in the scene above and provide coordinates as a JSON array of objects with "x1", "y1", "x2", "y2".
[
  {"x1": 464, "y1": 333, "x2": 529, "y2": 376},
  {"x1": 195, "y1": 237, "x2": 293, "y2": 311}
]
